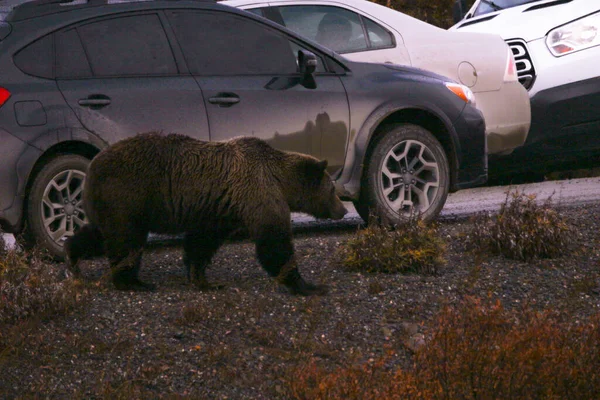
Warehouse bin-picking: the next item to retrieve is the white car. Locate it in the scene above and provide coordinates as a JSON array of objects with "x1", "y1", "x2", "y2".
[
  {"x1": 223, "y1": 0, "x2": 531, "y2": 155},
  {"x1": 452, "y1": 0, "x2": 600, "y2": 179}
]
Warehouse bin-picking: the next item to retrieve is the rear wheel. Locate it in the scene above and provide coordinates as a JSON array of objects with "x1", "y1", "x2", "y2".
[
  {"x1": 27, "y1": 155, "x2": 90, "y2": 259},
  {"x1": 356, "y1": 123, "x2": 450, "y2": 224}
]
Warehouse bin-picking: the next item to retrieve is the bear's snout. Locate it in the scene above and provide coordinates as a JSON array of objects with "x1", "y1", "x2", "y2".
[{"x1": 330, "y1": 200, "x2": 348, "y2": 220}]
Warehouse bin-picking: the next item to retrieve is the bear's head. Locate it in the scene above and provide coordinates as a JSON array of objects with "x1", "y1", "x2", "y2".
[{"x1": 292, "y1": 157, "x2": 348, "y2": 220}]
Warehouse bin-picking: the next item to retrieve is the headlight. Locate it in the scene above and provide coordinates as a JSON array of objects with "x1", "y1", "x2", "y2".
[
  {"x1": 445, "y1": 82, "x2": 476, "y2": 106},
  {"x1": 546, "y1": 11, "x2": 600, "y2": 57}
]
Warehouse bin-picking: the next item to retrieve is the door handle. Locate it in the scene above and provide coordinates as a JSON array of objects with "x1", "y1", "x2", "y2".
[
  {"x1": 78, "y1": 95, "x2": 111, "y2": 108},
  {"x1": 208, "y1": 93, "x2": 240, "y2": 107}
]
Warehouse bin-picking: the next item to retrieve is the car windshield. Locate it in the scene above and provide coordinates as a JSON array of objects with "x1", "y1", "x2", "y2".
[{"x1": 472, "y1": 0, "x2": 543, "y2": 17}]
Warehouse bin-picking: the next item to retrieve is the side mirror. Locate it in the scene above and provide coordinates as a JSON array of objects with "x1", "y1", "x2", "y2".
[{"x1": 298, "y1": 50, "x2": 317, "y2": 89}]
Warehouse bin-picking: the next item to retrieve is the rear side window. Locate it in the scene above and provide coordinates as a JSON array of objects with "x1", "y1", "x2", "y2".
[
  {"x1": 364, "y1": 17, "x2": 394, "y2": 49},
  {"x1": 77, "y1": 14, "x2": 177, "y2": 77},
  {"x1": 276, "y1": 6, "x2": 367, "y2": 53},
  {"x1": 245, "y1": 8, "x2": 264, "y2": 17},
  {"x1": 166, "y1": 10, "x2": 298, "y2": 75},
  {"x1": 14, "y1": 34, "x2": 54, "y2": 79},
  {"x1": 56, "y1": 29, "x2": 92, "y2": 79}
]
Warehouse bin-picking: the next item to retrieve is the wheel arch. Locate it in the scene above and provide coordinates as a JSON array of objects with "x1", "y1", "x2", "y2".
[{"x1": 339, "y1": 104, "x2": 461, "y2": 200}]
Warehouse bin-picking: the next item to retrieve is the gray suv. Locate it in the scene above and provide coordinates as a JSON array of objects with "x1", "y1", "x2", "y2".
[{"x1": 0, "y1": 0, "x2": 487, "y2": 258}]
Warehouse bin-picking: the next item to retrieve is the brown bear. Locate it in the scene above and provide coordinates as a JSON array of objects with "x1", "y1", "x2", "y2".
[{"x1": 65, "y1": 132, "x2": 347, "y2": 295}]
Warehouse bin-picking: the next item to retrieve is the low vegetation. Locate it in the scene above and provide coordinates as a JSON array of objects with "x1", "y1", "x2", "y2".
[
  {"x1": 336, "y1": 216, "x2": 446, "y2": 275},
  {"x1": 0, "y1": 232, "x2": 86, "y2": 324},
  {"x1": 287, "y1": 297, "x2": 600, "y2": 399},
  {"x1": 468, "y1": 191, "x2": 573, "y2": 260}
]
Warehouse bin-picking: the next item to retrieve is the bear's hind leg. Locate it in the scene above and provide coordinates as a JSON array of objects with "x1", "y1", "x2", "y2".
[
  {"x1": 183, "y1": 231, "x2": 226, "y2": 291},
  {"x1": 254, "y1": 225, "x2": 327, "y2": 296}
]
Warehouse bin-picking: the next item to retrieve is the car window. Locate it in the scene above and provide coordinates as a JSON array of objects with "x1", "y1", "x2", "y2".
[
  {"x1": 166, "y1": 10, "x2": 299, "y2": 75},
  {"x1": 363, "y1": 16, "x2": 394, "y2": 49},
  {"x1": 77, "y1": 14, "x2": 177, "y2": 77},
  {"x1": 245, "y1": 7, "x2": 264, "y2": 17},
  {"x1": 276, "y1": 5, "x2": 367, "y2": 54},
  {"x1": 473, "y1": 0, "x2": 542, "y2": 17},
  {"x1": 13, "y1": 34, "x2": 54, "y2": 79},
  {"x1": 55, "y1": 29, "x2": 93, "y2": 79}
]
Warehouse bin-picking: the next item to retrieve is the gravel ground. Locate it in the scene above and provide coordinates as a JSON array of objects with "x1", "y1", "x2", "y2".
[{"x1": 1, "y1": 203, "x2": 600, "y2": 399}]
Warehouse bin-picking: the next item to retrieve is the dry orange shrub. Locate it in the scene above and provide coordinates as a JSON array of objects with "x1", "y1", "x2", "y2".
[{"x1": 286, "y1": 297, "x2": 600, "y2": 399}]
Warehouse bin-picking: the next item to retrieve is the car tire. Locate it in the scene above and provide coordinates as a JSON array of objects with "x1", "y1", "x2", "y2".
[
  {"x1": 27, "y1": 155, "x2": 90, "y2": 259},
  {"x1": 356, "y1": 123, "x2": 450, "y2": 224}
]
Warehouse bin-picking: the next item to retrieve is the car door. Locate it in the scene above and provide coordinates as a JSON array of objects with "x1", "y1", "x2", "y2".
[
  {"x1": 165, "y1": 9, "x2": 350, "y2": 174},
  {"x1": 56, "y1": 13, "x2": 209, "y2": 145},
  {"x1": 242, "y1": 3, "x2": 409, "y2": 66}
]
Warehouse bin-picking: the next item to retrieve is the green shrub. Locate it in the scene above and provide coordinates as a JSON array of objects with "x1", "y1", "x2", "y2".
[
  {"x1": 337, "y1": 217, "x2": 446, "y2": 274},
  {"x1": 469, "y1": 191, "x2": 573, "y2": 261}
]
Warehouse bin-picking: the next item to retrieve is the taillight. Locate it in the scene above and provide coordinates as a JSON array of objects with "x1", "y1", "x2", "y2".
[
  {"x1": 0, "y1": 87, "x2": 10, "y2": 107},
  {"x1": 504, "y1": 48, "x2": 518, "y2": 82}
]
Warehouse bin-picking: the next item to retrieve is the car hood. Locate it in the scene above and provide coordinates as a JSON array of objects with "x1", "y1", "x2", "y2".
[{"x1": 450, "y1": 0, "x2": 599, "y2": 42}]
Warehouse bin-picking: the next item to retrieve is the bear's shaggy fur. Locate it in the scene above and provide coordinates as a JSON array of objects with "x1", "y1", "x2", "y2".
[{"x1": 65, "y1": 132, "x2": 347, "y2": 295}]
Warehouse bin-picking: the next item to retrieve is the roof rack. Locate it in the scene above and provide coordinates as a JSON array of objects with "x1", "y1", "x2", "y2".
[
  {"x1": 7, "y1": 0, "x2": 214, "y2": 22},
  {"x1": 8, "y1": 0, "x2": 107, "y2": 21}
]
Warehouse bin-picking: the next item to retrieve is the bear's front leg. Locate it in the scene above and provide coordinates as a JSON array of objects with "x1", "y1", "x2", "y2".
[
  {"x1": 255, "y1": 226, "x2": 327, "y2": 296},
  {"x1": 276, "y1": 257, "x2": 328, "y2": 296},
  {"x1": 110, "y1": 248, "x2": 156, "y2": 291}
]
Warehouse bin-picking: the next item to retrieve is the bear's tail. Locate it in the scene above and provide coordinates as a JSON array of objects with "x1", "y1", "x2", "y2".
[{"x1": 64, "y1": 224, "x2": 104, "y2": 276}]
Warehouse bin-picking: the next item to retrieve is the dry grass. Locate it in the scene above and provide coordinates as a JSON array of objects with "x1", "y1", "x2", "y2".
[
  {"x1": 336, "y1": 216, "x2": 446, "y2": 275},
  {"x1": 286, "y1": 297, "x2": 600, "y2": 399},
  {"x1": 468, "y1": 191, "x2": 573, "y2": 260},
  {"x1": 0, "y1": 236, "x2": 87, "y2": 324}
]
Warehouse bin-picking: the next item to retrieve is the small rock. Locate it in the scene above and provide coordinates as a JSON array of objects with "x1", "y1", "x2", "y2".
[
  {"x1": 400, "y1": 322, "x2": 420, "y2": 336},
  {"x1": 406, "y1": 333, "x2": 425, "y2": 352}
]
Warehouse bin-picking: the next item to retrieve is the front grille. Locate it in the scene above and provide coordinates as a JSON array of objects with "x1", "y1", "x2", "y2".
[{"x1": 506, "y1": 39, "x2": 536, "y2": 90}]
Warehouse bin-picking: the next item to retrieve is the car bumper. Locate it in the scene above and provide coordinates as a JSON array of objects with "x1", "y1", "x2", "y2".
[
  {"x1": 0, "y1": 129, "x2": 30, "y2": 233},
  {"x1": 474, "y1": 80, "x2": 531, "y2": 155},
  {"x1": 453, "y1": 104, "x2": 488, "y2": 191},
  {"x1": 488, "y1": 74, "x2": 600, "y2": 177}
]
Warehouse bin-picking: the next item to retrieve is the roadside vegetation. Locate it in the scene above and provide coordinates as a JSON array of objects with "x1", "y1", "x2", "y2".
[
  {"x1": 468, "y1": 191, "x2": 573, "y2": 260},
  {"x1": 0, "y1": 231, "x2": 87, "y2": 324},
  {"x1": 287, "y1": 297, "x2": 600, "y2": 399},
  {"x1": 336, "y1": 215, "x2": 446, "y2": 275}
]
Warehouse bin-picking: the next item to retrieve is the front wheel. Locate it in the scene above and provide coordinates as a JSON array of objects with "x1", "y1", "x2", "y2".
[
  {"x1": 27, "y1": 155, "x2": 90, "y2": 259},
  {"x1": 356, "y1": 124, "x2": 450, "y2": 224}
]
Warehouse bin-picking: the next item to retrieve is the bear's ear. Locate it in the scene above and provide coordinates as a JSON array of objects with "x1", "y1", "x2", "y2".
[
  {"x1": 302, "y1": 158, "x2": 328, "y2": 181},
  {"x1": 317, "y1": 159, "x2": 328, "y2": 172}
]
